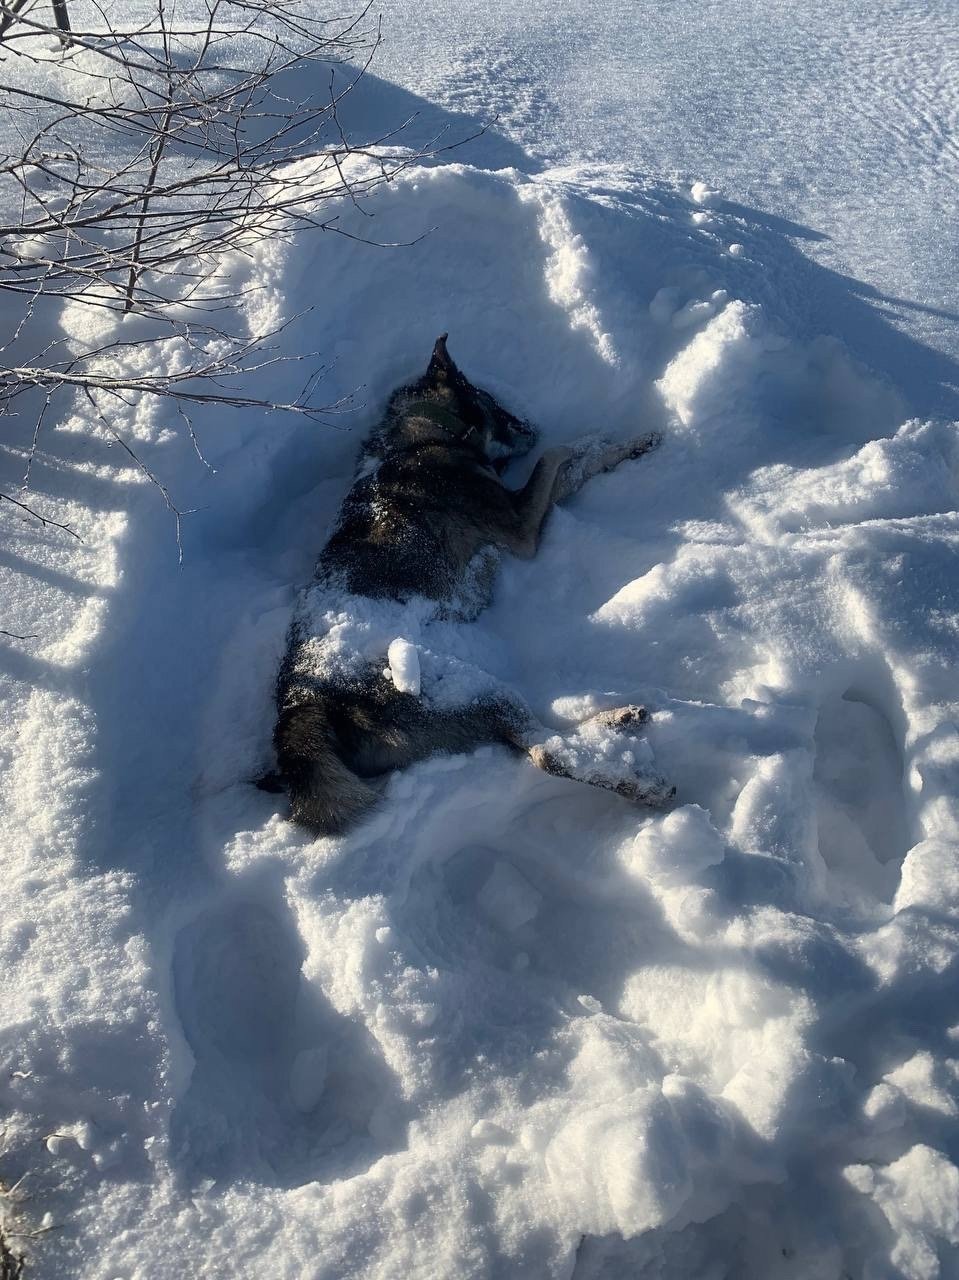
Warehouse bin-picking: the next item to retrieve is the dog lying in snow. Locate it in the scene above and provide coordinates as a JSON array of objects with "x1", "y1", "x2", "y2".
[{"x1": 264, "y1": 335, "x2": 674, "y2": 833}]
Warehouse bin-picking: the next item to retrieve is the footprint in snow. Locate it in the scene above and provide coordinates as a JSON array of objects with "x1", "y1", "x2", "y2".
[
  {"x1": 814, "y1": 687, "x2": 910, "y2": 903},
  {"x1": 169, "y1": 899, "x2": 404, "y2": 1188}
]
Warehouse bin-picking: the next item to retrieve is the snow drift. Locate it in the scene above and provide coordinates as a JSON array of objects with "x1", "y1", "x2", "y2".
[{"x1": 1, "y1": 57, "x2": 958, "y2": 1280}]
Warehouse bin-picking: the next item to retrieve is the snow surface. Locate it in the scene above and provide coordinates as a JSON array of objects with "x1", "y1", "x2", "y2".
[{"x1": 1, "y1": 4, "x2": 959, "y2": 1278}]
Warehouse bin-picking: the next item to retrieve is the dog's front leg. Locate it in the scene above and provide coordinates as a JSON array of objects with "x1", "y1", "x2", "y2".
[
  {"x1": 505, "y1": 445, "x2": 577, "y2": 558},
  {"x1": 551, "y1": 432, "x2": 661, "y2": 503},
  {"x1": 506, "y1": 433, "x2": 661, "y2": 558}
]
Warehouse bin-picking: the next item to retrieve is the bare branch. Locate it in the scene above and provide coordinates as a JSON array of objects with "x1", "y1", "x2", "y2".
[
  {"x1": 0, "y1": 0, "x2": 476, "y2": 552},
  {"x1": 0, "y1": 491, "x2": 82, "y2": 539}
]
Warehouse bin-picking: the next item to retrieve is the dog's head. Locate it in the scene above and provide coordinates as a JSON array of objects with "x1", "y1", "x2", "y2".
[{"x1": 400, "y1": 334, "x2": 537, "y2": 470}]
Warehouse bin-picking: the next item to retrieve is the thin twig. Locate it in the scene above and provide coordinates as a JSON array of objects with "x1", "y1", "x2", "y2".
[
  {"x1": 0, "y1": 491, "x2": 81, "y2": 539},
  {"x1": 85, "y1": 388, "x2": 192, "y2": 563}
]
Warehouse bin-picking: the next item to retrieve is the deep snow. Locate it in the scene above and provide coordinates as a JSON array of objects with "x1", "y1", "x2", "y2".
[{"x1": 1, "y1": 5, "x2": 959, "y2": 1279}]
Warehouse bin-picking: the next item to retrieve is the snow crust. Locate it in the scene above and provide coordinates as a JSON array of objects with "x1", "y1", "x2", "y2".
[{"x1": 1, "y1": 12, "x2": 958, "y2": 1280}]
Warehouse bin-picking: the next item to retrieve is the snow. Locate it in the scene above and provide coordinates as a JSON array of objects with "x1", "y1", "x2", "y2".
[
  {"x1": 386, "y1": 639, "x2": 421, "y2": 697},
  {"x1": 477, "y1": 860, "x2": 542, "y2": 932},
  {"x1": 1, "y1": 3, "x2": 959, "y2": 1278}
]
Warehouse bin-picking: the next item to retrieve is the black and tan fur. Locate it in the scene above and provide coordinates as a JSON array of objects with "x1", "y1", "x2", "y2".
[{"x1": 266, "y1": 335, "x2": 674, "y2": 834}]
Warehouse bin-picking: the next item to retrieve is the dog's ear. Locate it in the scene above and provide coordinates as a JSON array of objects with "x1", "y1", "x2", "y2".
[{"x1": 425, "y1": 332, "x2": 457, "y2": 385}]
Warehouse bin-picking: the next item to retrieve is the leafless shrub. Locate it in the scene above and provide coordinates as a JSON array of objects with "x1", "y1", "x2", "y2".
[{"x1": 0, "y1": 0, "x2": 470, "y2": 551}]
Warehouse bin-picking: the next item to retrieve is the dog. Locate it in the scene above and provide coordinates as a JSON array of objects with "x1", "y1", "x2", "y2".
[{"x1": 265, "y1": 334, "x2": 674, "y2": 833}]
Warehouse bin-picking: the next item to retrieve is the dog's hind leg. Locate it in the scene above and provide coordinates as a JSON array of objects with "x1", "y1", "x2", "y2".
[
  {"x1": 276, "y1": 677, "x2": 673, "y2": 830},
  {"x1": 423, "y1": 697, "x2": 675, "y2": 807},
  {"x1": 520, "y1": 706, "x2": 675, "y2": 807},
  {"x1": 441, "y1": 691, "x2": 673, "y2": 806},
  {"x1": 346, "y1": 688, "x2": 541, "y2": 774}
]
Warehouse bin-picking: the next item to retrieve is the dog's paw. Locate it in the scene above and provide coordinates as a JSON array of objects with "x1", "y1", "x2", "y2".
[
  {"x1": 528, "y1": 722, "x2": 675, "y2": 808},
  {"x1": 625, "y1": 431, "x2": 662, "y2": 460},
  {"x1": 565, "y1": 432, "x2": 661, "y2": 481},
  {"x1": 584, "y1": 704, "x2": 650, "y2": 732},
  {"x1": 612, "y1": 768, "x2": 676, "y2": 806}
]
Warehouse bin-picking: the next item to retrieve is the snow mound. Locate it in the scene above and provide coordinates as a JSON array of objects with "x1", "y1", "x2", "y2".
[{"x1": 1, "y1": 78, "x2": 958, "y2": 1280}]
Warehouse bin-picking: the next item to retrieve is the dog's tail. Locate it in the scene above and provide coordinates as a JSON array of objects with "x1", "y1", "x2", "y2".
[{"x1": 274, "y1": 700, "x2": 376, "y2": 835}]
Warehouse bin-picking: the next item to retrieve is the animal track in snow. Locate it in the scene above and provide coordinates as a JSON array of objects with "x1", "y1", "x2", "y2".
[
  {"x1": 170, "y1": 899, "x2": 403, "y2": 1187},
  {"x1": 813, "y1": 687, "x2": 909, "y2": 904}
]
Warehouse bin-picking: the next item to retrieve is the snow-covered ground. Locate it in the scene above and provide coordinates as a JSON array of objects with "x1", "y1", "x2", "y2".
[{"x1": 2, "y1": 4, "x2": 959, "y2": 1278}]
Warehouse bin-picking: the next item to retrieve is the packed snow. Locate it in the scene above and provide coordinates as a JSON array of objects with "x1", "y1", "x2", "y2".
[{"x1": 1, "y1": 3, "x2": 959, "y2": 1278}]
